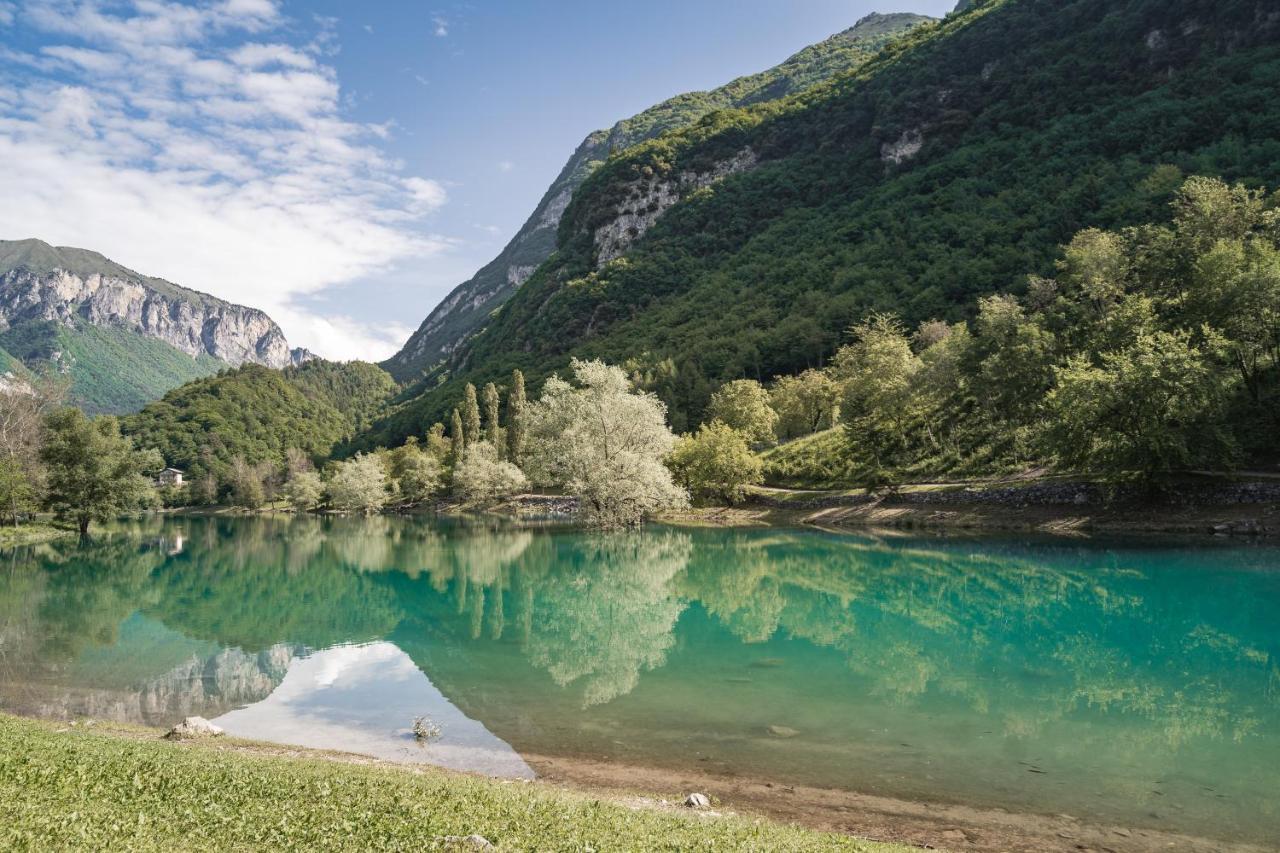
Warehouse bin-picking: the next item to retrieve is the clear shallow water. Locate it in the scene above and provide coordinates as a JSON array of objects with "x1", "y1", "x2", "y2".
[{"x1": 1, "y1": 516, "x2": 1277, "y2": 845}]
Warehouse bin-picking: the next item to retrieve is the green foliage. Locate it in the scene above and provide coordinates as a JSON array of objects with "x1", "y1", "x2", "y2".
[
  {"x1": 368, "y1": 0, "x2": 1280, "y2": 445},
  {"x1": 705, "y1": 379, "x2": 777, "y2": 445},
  {"x1": 462, "y1": 383, "x2": 481, "y2": 446},
  {"x1": 0, "y1": 714, "x2": 884, "y2": 852},
  {"x1": 283, "y1": 470, "x2": 324, "y2": 511},
  {"x1": 482, "y1": 381, "x2": 501, "y2": 448},
  {"x1": 668, "y1": 421, "x2": 763, "y2": 504},
  {"x1": 770, "y1": 369, "x2": 840, "y2": 440},
  {"x1": 452, "y1": 441, "x2": 528, "y2": 505},
  {"x1": 1046, "y1": 330, "x2": 1236, "y2": 480},
  {"x1": 121, "y1": 361, "x2": 395, "y2": 487},
  {"x1": 523, "y1": 360, "x2": 688, "y2": 526},
  {"x1": 40, "y1": 409, "x2": 161, "y2": 535},
  {"x1": 506, "y1": 369, "x2": 526, "y2": 464},
  {"x1": 225, "y1": 455, "x2": 270, "y2": 509},
  {"x1": 0, "y1": 457, "x2": 37, "y2": 524},
  {"x1": 386, "y1": 442, "x2": 443, "y2": 506},
  {"x1": 0, "y1": 321, "x2": 222, "y2": 415},
  {"x1": 326, "y1": 453, "x2": 388, "y2": 515}
]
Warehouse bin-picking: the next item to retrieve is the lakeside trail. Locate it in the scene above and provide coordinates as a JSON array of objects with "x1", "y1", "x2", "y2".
[
  {"x1": 658, "y1": 481, "x2": 1280, "y2": 538},
  {"x1": 2, "y1": 714, "x2": 1271, "y2": 853}
]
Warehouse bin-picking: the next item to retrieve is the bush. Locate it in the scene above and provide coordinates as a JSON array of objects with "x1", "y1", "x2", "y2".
[
  {"x1": 668, "y1": 421, "x2": 763, "y2": 504},
  {"x1": 326, "y1": 453, "x2": 388, "y2": 514}
]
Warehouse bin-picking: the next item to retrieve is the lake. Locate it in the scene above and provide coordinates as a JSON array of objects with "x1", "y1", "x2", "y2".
[{"x1": 1, "y1": 515, "x2": 1276, "y2": 847}]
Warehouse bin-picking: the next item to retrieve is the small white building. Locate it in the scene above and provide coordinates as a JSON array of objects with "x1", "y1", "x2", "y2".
[{"x1": 155, "y1": 468, "x2": 185, "y2": 487}]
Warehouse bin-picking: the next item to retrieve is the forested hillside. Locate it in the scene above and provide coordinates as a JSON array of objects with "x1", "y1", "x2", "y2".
[
  {"x1": 363, "y1": 0, "x2": 1280, "y2": 445},
  {"x1": 382, "y1": 12, "x2": 932, "y2": 381},
  {"x1": 122, "y1": 361, "x2": 395, "y2": 489}
]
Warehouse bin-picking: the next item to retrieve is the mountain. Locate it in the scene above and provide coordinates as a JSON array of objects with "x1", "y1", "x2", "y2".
[
  {"x1": 382, "y1": 12, "x2": 934, "y2": 382},
  {"x1": 358, "y1": 0, "x2": 1280, "y2": 445},
  {"x1": 0, "y1": 239, "x2": 311, "y2": 413}
]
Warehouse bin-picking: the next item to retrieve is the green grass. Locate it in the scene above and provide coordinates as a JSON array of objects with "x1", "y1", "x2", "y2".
[
  {"x1": 0, "y1": 521, "x2": 75, "y2": 548},
  {"x1": 761, "y1": 429, "x2": 861, "y2": 489},
  {"x1": 0, "y1": 714, "x2": 908, "y2": 852}
]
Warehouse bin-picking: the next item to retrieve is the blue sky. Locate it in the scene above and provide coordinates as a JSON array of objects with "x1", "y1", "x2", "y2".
[{"x1": 0, "y1": 0, "x2": 955, "y2": 360}]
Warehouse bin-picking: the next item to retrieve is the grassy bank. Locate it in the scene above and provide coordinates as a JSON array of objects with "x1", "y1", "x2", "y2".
[
  {"x1": 0, "y1": 521, "x2": 76, "y2": 548},
  {"x1": 0, "y1": 714, "x2": 909, "y2": 852}
]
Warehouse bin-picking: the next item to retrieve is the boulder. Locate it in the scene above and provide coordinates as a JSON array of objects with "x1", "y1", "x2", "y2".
[
  {"x1": 684, "y1": 793, "x2": 711, "y2": 809},
  {"x1": 165, "y1": 716, "x2": 224, "y2": 739},
  {"x1": 767, "y1": 725, "x2": 800, "y2": 739}
]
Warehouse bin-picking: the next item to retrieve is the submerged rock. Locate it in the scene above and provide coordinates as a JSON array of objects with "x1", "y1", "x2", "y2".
[
  {"x1": 165, "y1": 716, "x2": 224, "y2": 739},
  {"x1": 684, "y1": 793, "x2": 711, "y2": 809},
  {"x1": 767, "y1": 725, "x2": 800, "y2": 739},
  {"x1": 413, "y1": 716, "x2": 442, "y2": 741}
]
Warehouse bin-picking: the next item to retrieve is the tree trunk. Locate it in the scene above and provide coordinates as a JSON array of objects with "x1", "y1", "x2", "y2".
[{"x1": 78, "y1": 516, "x2": 90, "y2": 537}]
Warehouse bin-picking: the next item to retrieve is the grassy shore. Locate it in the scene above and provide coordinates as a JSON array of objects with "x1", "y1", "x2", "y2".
[
  {"x1": 0, "y1": 521, "x2": 76, "y2": 548},
  {"x1": 0, "y1": 714, "x2": 911, "y2": 852}
]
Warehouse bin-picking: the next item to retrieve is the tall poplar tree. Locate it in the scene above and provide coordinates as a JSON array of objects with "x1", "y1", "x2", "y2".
[
  {"x1": 506, "y1": 369, "x2": 526, "y2": 464},
  {"x1": 463, "y1": 383, "x2": 482, "y2": 446},
  {"x1": 482, "y1": 382, "x2": 501, "y2": 449},
  {"x1": 450, "y1": 407, "x2": 466, "y2": 459}
]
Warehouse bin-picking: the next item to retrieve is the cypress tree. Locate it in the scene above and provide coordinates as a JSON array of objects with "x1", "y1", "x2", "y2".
[
  {"x1": 506, "y1": 369, "x2": 526, "y2": 464},
  {"x1": 463, "y1": 383, "x2": 481, "y2": 446},
  {"x1": 450, "y1": 407, "x2": 466, "y2": 459},
  {"x1": 482, "y1": 382, "x2": 501, "y2": 449}
]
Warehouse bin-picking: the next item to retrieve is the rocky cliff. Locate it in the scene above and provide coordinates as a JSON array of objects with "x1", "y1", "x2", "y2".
[
  {"x1": 0, "y1": 239, "x2": 310, "y2": 369},
  {"x1": 382, "y1": 12, "x2": 933, "y2": 381}
]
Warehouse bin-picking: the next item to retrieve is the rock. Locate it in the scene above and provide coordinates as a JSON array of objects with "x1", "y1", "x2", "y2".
[
  {"x1": 767, "y1": 725, "x2": 800, "y2": 738},
  {"x1": 413, "y1": 716, "x2": 442, "y2": 741},
  {"x1": 165, "y1": 716, "x2": 224, "y2": 739},
  {"x1": 440, "y1": 835, "x2": 494, "y2": 849},
  {"x1": 684, "y1": 793, "x2": 711, "y2": 809}
]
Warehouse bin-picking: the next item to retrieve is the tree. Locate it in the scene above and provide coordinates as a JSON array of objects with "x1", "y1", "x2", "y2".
[
  {"x1": 770, "y1": 370, "x2": 840, "y2": 440},
  {"x1": 668, "y1": 421, "x2": 763, "y2": 504},
  {"x1": 450, "y1": 407, "x2": 466, "y2": 459},
  {"x1": 1045, "y1": 330, "x2": 1235, "y2": 481},
  {"x1": 388, "y1": 442, "x2": 443, "y2": 505},
  {"x1": 452, "y1": 441, "x2": 528, "y2": 505},
  {"x1": 833, "y1": 315, "x2": 922, "y2": 485},
  {"x1": 705, "y1": 379, "x2": 778, "y2": 445},
  {"x1": 463, "y1": 383, "x2": 482, "y2": 447},
  {"x1": 40, "y1": 409, "x2": 161, "y2": 536},
  {"x1": 482, "y1": 382, "x2": 501, "y2": 450},
  {"x1": 326, "y1": 453, "x2": 388, "y2": 514},
  {"x1": 506, "y1": 369, "x2": 527, "y2": 464},
  {"x1": 226, "y1": 455, "x2": 267, "y2": 509},
  {"x1": 283, "y1": 470, "x2": 324, "y2": 512},
  {"x1": 0, "y1": 377, "x2": 64, "y2": 525},
  {"x1": 425, "y1": 422, "x2": 451, "y2": 463},
  {"x1": 524, "y1": 359, "x2": 688, "y2": 526}
]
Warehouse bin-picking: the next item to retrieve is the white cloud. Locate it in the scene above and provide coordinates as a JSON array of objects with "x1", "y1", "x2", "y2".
[
  {"x1": 0, "y1": 3, "x2": 15, "y2": 25},
  {"x1": 432, "y1": 15, "x2": 447, "y2": 37},
  {"x1": 0, "y1": 0, "x2": 448, "y2": 360},
  {"x1": 497, "y1": 159, "x2": 514, "y2": 173}
]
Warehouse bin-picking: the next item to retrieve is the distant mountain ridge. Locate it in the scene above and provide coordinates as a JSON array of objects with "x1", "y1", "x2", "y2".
[
  {"x1": 382, "y1": 12, "x2": 934, "y2": 382},
  {"x1": 0, "y1": 238, "x2": 311, "y2": 412}
]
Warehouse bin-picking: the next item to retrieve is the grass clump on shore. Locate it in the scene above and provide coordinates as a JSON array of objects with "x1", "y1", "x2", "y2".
[
  {"x1": 0, "y1": 521, "x2": 75, "y2": 548},
  {"x1": 0, "y1": 714, "x2": 908, "y2": 852}
]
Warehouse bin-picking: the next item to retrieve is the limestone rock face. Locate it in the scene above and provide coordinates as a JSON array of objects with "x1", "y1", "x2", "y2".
[
  {"x1": 0, "y1": 239, "x2": 310, "y2": 369},
  {"x1": 592, "y1": 148, "x2": 759, "y2": 267}
]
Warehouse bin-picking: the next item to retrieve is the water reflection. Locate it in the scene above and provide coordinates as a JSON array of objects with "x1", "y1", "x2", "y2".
[
  {"x1": 0, "y1": 516, "x2": 1276, "y2": 843},
  {"x1": 214, "y1": 642, "x2": 533, "y2": 777}
]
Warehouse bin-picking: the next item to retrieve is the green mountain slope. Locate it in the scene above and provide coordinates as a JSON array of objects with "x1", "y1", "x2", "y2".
[
  {"x1": 0, "y1": 238, "x2": 311, "y2": 413},
  {"x1": 361, "y1": 0, "x2": 1280, "y2": 444},
  {"x1": 382, "y1": 12, "x2": 933, "y2": 382},
  {"x1": 0, "y1": 321, "x2": 223, "y2": 414},
  {"x1": 121, "y1": 361, "x2": 396, "y2": 477}
]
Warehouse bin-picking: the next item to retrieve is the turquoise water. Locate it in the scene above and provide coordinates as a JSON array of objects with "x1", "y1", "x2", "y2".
[{"x1": 1, "y1": 516, "x2": 1277, "y2": 845}]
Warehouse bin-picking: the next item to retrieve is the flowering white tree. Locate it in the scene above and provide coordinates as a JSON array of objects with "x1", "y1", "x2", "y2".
[{"x1": 525, "y1": 359, "x2": 688, "y2": 526}]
